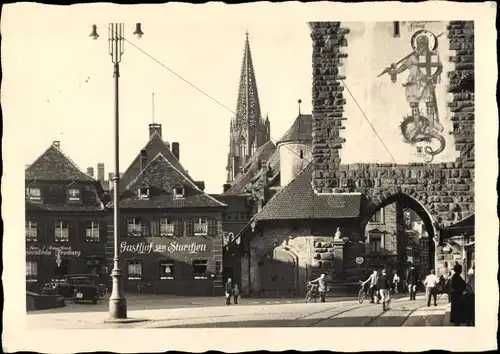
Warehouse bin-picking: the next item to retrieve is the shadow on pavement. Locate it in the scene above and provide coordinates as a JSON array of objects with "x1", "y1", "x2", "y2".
[{"x1": 157, "y1": 314, "x2": 446, "y2": 328}]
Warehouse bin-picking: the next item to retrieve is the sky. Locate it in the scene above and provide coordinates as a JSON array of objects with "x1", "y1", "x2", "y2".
[{"x1": 2, "y1": 3, "x2": 313, "y2": 193}]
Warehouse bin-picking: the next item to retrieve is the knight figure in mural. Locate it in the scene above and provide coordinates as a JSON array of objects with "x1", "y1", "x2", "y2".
[{"x1": 378, "y1": 29, "x2": 446, "y2": 162}]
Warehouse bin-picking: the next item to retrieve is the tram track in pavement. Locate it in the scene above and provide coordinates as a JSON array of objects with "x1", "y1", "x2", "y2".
[{"x1": 303, "y1": 300, "x2": 429, "y2": 327}]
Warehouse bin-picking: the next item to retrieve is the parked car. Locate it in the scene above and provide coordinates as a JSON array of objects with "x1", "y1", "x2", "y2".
[{"x1": 42, "y1": 274, "x2": 108, "y2": 304}]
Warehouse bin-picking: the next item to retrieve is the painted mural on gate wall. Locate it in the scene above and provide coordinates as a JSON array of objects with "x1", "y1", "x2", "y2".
[{"x1": 340, "y1": 21, "x2": 460, "y2": 164}]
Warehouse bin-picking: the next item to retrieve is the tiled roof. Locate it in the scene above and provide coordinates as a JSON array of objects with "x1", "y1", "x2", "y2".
[
  {"x1": 119, "y1": 131, "x2": 193, "y2": 190},
  {"x1": 278, "y1": 114, "x2": 313, "y2": 144},
  {"x1": 25, "y1": 144, "x2": 95, "y2": 182},
  {"x1": 111, "y1": 153, "x2": 226, "y2": 209},
  {"x1": 254, "y1": 163, "x2": 361, "y2": 220},
  {"x1": 26, "y1": 202, "x2": 105, "y2": 212},
  {"x1": 224, "y1": 140, "x2": 277, "y2": 195}
]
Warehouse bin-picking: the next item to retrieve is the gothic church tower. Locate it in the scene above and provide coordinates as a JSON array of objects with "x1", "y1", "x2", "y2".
[{"x1": 226, "y1": 32, "x2": 271, "y2": 184}]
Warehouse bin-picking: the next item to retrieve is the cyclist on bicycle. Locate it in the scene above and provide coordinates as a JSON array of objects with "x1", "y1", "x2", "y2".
[
  {"x1": 309, "y1": 273, "x2": 328, "y2": 302},
  {"x1": 362, "y1": 270, "x2": 380, "y2": 304}
]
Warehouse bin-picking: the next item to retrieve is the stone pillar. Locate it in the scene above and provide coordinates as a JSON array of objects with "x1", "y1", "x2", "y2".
[{"x1": 241, "y1": 255, "x2": 250, "y2": 295}]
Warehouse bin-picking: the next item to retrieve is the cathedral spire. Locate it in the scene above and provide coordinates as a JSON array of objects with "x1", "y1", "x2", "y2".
[{"x1": 225, "y1": 32, "x2": 270, "y2": 185}]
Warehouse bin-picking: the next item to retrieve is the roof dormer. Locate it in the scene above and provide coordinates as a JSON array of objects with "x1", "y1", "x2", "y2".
[
  {"x1": 66, "y1": 181, "x2": 83, "y2": 203},
  {"x1": 138, "y1": 184, "x2": 150, "y2": 199},
  {"x1": 173, "y1": 183, "x2": 185, "y2": 199}
]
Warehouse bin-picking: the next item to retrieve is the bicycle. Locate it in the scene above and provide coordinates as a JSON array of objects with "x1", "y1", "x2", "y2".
[
  {"x1": 358, "y1": 281, "x2": 368, "y2": 304},
  {"x1": 138, "y1": 283, "x2": 158, "y2": 294},
  {"x1": 305, "y1": 282, "x2": 319, "y2": 303}
]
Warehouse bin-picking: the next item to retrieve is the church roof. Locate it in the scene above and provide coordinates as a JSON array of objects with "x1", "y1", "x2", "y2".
[
  {"x1": 278, "y1": 114, "x2": 313, "y2": 144},
  {"x1": 25, "y1": 143, "x2": 95, "y2": 182},
  {"x1": 111, "y1": 153, "x2": 226, "y2": 209},
  {"x1": 224, "y1": 140, "x2": 277, "y2": 195},
  {"x1": 119, "y1": 131, "x2": 193, "y2": 190},
  {"x1": 253, "y1": 162, "x2": 361, "y2": 221}
]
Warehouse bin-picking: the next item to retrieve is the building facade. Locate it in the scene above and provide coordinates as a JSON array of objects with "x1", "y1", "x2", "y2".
[
  {"x1": 25, "y1": 141, "x2": 108, "y2": 292},
  {"x1": 107, "y1": 124, "x2": 227, "y2": 296}
]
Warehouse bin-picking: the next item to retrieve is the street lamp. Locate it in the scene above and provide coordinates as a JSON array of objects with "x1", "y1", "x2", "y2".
[{"x1": 90, "y1": 22, "x2": 144, "y2": 320}]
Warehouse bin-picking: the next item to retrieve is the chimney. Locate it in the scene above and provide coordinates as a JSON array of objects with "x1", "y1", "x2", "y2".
[
  {"x1": 149, "y1": 123, "x2": 162, "y2": 138},
  {"x1": 258, "y1": 161, "x2": 270, "y2": 212},
  {"x1": 232, "y1": 156, "x2": 240, "y2": 180},
  {"x1": 53, "y1": 141, "x2": 60, "y2": 148},
  {"x1": 97, "y1": 163, "x2": 105, "y2": 182},
  {"x1": 223, "y1": 183, "x2": 231, "y2": 193},
  {"x1": 194, "y1": 181, "x2": 205, "y2": 191},
  {"x1": 87, "y1": 167, "x2": 95, "y2": 177},
  {"x1": 172, "y1": 142, "x2": 180, "y2": 161},
  {"x1": 140, "y1": 149, "x2": 147, "y2": 171}
]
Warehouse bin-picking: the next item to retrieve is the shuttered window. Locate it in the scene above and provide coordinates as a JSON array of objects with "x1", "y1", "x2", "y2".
[
  {"x1": 150, "y1": 220, "x2": 159, "y2": 237},
  {"x1": 184, "y1": 219, "x2": 194, "y2": 236},
  {"x1": 174, "y1": 220, "x2": 182, "y2": 237}
]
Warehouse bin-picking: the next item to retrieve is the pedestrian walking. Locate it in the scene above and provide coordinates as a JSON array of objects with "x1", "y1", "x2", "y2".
[
  {"x1": 392, "y1": 273, "x2": 400, "y2": 294},
  {"x1": 423, "y1": 269, "x2": 439, "y2": 307},
  {"x1": 406, "y1": 266, "x2": 419, "y2": 300},
  {"x1": 233, "y1": 284, "x2": 240, "y2": 304},
  {"x1": 378, "y1": 269, "x2": 391, "y2": 311},
  {"x1": 362, "y1": 270, "x2": 380, "y2": 304},
  {"x1": 225, "y1": 278, "x2": 233, "y2": 305},
  {"x1": 467, "y1": 262, "x2": 475, "y2": 292}
]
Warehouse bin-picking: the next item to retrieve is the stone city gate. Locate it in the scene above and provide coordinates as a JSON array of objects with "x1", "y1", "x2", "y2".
[{"x1": 309, "y1": 21, "x2": 475, "y2": 274}]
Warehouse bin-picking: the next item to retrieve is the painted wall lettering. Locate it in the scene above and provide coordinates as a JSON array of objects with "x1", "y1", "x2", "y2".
[
  {"x1": 26, "y1": 245, "x2": 82, "y2": 257},
  {"x1": 120, "y1": 241, "x2": 208, "y2": 255}
]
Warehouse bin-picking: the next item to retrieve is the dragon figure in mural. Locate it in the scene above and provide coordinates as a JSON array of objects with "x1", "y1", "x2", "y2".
[{"x1": 378, "y1": 29, "x2": 446, "y2": 162}]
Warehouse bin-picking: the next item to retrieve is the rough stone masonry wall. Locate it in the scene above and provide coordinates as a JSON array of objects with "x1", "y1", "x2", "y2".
[{"x1": 310, "y1": 21, "x2": 475, "y2": 230}]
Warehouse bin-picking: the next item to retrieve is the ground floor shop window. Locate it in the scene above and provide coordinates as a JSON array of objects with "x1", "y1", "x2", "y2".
[
  {"x1": 193, "y1": 259, "x2": 208, "y2": 279},
  {"x1": 159, "y1": 260, "x2": 175, "y2": 279},
  {"x1": 26, "y1": 261, "x2": 38, "y2": 281},
  {"x1": 127, "y1": 260, "x2": 143, "y2": 280}
]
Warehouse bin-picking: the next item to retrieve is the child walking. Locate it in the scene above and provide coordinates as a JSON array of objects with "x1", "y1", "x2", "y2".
[{"x1": 233, "y1": 284, "x2": 240, "y2": 304}]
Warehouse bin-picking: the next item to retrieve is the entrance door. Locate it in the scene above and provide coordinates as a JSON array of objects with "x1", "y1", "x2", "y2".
[{"x1": 258, "y1": 247, "x2": 296, "y2": 298}]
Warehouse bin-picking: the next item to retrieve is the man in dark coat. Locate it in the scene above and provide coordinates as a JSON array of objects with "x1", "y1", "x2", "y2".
[
  {"x1": 406, "y1": 266, "x2": 419, "y2": 300},
  {"x1": 225, "y1": 278, "x2": 233, "y2": 305}
]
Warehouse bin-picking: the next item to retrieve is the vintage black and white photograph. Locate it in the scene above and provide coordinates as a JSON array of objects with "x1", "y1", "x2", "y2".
[{"x1": 1, "y1": 1, "x2": 497, "y2": 353}]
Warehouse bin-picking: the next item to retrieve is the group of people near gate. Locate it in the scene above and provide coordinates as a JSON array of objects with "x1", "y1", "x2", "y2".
[{"x1": 361, "y1": 262, "x2": 475, "y2": 325}]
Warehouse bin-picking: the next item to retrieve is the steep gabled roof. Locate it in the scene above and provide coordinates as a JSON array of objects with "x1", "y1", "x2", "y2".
[
  {"x1": 25, "y1": 144, "x2": 94, "y2": 182},
  {"x1": 278, "y1": 114, "x2": 313, "y2": 144},
  {"x1": 111, "y1": 153, "x2": 226, "y2": 209},
  {"x1": 254, "y1": 162, "x2": 361, "y2": 220},
  {"x1": 224, "y1": 140, "x2": 277, "y2": 195},
  {"x1": 119, "y1": 131, "x2": 193, "y2": 190}
]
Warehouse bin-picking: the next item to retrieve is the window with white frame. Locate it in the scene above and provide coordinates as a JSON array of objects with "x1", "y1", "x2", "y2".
[
  {"x1": 25, "y1": 220, "x2": 38, "y2": 241},
  {"x1": 193, "y1": 259, "x2": 208, "y2": 279},
  {"x1": 369, "y1": 208, "x2": 385, "y2": 223},
  {"x1": 127, "y1": 218, "x2": 142, "y2": 236},
  {"x1": 138, "y1": 187, "x2": 150, "y2": 199},
  {"x1": 173, "y1": 187, "x2": 185, "y2": 199},
  {"x1": 159, "y1": 260, "x2": 175, "y2": 280},
  {"x1": 54, "y1": 220, "x2": 69, "y2": 242},
  {"x1": 26, "y1": 261, "x2": 38, "y2": 281},
  {"x1": 86, "y1": 221, "x2": 100, "y2": 242},
  {"x1": 68, "y1": 188, "x2": 81, "y2": 201},
  {"x1": 127, "y1": 260, "x2": 142, "y2": 280},
  {"x1": 160, "y1": 218, "x2": 174, "y2": 237},
  {"x1": 194, "y1": 217, "x2": 208, "y2": 235},
  {"x1": 26, "y1": 187, "x2": 41, "y2": 201}
]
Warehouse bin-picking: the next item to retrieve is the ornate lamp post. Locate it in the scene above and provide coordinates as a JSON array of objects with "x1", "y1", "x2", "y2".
[{"x1": 90, "y1": 22, "x2": 144, "y2": 320}]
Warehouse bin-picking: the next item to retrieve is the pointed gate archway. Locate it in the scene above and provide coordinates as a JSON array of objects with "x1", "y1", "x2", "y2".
[{"x1": 258, "y1": 246, "x2": 298, "y2": 298}]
